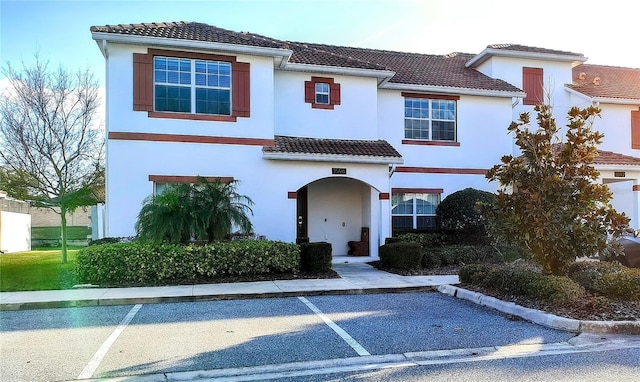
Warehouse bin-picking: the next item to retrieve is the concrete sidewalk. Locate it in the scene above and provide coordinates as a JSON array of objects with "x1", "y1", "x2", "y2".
[{"x1": 0, "y1": 261, "x2": 459, "y2": 311}]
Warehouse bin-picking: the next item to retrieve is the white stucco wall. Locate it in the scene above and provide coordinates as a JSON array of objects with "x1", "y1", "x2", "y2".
[
  {"x1": 0, "y1": 211, "x2": 31, "y2": 253},
  {"x1": 608, "y1": 180, "x2": 636, "y2": 229},
  {"x1": 274, "y1": 71, "x2": 379, "y2": 139}
]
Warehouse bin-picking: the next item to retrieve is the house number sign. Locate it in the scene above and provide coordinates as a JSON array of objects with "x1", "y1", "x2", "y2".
[{"x1": 332, "y1": 168, "x2": 347, "y2": 175}]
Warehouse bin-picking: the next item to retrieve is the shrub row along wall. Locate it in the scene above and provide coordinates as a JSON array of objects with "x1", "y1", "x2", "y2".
[{"x1": 76, "y1": 240, "x2": 299, "y2": 285}]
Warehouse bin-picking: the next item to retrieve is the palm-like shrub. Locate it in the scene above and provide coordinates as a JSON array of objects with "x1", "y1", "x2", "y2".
[
  {"x1": 191, "y1": 179, "x2": 254, "y2": 242},
  {"x1": 135, "y1": 178, "x2": 254, "y2": 243}
]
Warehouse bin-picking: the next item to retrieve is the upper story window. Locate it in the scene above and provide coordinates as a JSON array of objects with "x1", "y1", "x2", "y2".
[
  {"x1": 404, "y1": 96, "x2": 457, "y2": 142},
  {"x1": 315, "y1": 82, "x2": 330, "y2": 104},
  {"x1": 523, "y1": 67, "x2": 544, "y2": 105},
  {"x1": 133, "y1": 49, "x2": 250, "y2": 122},
  {"x1": 305, "y1": 76, "x2": 341, "y2": 110},
  {"x1": 154, "y1": 57, "x2": 232, "y2": 116}
]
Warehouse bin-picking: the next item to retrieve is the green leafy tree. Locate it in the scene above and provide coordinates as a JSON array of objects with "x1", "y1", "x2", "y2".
[
  {"x1": 0, "y1": 58, "x2": 104, "y2": 263},
  {"x1": 135, "y1": 178, "x2": 253, "y2": 244},
  {"x1": 483, "y1": 104, "x2": 629, "y2": 275}
]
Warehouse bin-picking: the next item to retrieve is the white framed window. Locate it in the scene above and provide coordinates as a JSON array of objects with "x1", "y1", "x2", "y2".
[
  {"x1": 404, "y1": 98, "x2": 456, "y2": 141},
  {"x1": 154, "y1": 56, "x2": 231, "y2": 115},
  {"x1": 315, "y1": 82, "x2": 330, "y2": 104},
  {"x1": 391, "y1": 192, "x2": 440, "y2": 231}
]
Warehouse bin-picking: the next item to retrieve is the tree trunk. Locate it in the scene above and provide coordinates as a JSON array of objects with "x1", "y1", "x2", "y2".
[{"x1": 60, "y1": 206, "x2": 68, "y2": 264}]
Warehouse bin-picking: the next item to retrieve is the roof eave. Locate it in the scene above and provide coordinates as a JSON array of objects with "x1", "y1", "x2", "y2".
[
  {"x1": 565, "y1": 86, "x2": 640, "y2": 105},
  {"x1": 595, "y1": 164, "x2": 640, "y2": 171},
  {"x1": 382, "y1": 83, "x2": 525, "y2": 99},
  {"x1": 281, "y1": 63, "x2": 395, "y2": 84},
  {"x1": 263, "y1": 152, "x2": 403, "y2": 164},
  {"x1": 466, "y1": 48, "x2": 587, "y2": 68},
  {"x1": 91, "y1": 32, "x2": 293, "y2": 63}
]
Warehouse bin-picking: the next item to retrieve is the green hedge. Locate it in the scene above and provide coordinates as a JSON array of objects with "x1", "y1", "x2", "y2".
[
  {"x1": 459, "y1": 263, "x2": 585, "y2": 306},
  {"x1": 379, "y1": 242, "x2": 423, "y2": 270},
  {"x1": 567, "y1": 261, "x2": 640, "y2": 300},
  {"x1": 76, "y1": 240, "x2": 300, "y2": 285},
  {"x1": 299, "y1": 242, "x2": 332, "y2": 273},
  {"x1": 422, "y1": 245, "x2": 500, "y2": 269}
]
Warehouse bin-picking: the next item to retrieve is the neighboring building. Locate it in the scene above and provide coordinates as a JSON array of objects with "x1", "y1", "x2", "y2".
[
  {"x1": 90, "y1": 22, "x2": 640, "y2": 258},
  {"x1": 0, "y1": 191, "x2": 31, "y2": 253},
  {"x1": 30, "y1": 207, "x2": 91, "y2": 227}
]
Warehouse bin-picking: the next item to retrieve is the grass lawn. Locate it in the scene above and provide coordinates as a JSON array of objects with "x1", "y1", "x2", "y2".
[
  {"x1": 31, "y1": 226, "x2": 91, "y2": 240},
  {"x1": 0, "y1": 249, "x2": 80, "y2": 292}
]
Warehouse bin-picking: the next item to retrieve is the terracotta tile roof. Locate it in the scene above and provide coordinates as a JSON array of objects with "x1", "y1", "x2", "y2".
[
  {"x1": 90, "y1": 22, "x2": 289, "y2": 49},
  {"x1": 263, "y1": 136, "x2": 402, "y2": 159},
  {"x1": 486, "y1": 43, "x2": 584, "y2": 57},
  {"x1": 567, "y1": 64, "x2": 640, "y2": 101},
  {"x1": 296, "y1": 44, "x2": 522, "y2": 92},
  {"x1": 595, "y1": 150, "x2": 640, "y2": 166},
  {"x1": 91, "y1": 21, "x2": 521, "y2": 92}
]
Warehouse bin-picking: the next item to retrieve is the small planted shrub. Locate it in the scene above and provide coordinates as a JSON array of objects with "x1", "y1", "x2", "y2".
[
  {"x1": 379, "y1": 242, "x2": 423, "y2": 270},
  {"x1": 423, "y1": 246, "x2": 499, "y2": 269},
  {"x1": 459, "y1": 263, "x2": 585, "y2": 306},
  {"x1": 568, "y1": 261, "x2": 640, "y2": 300},
  {"x1": 76, "y1": 240, "x2": 300, "y2": 285},
  {"x1": 397, "y1": 232, "x2": 445, "y2": 249},
  {"x1": 299, "y1": 242, "x2": 332, "y2": 273}
]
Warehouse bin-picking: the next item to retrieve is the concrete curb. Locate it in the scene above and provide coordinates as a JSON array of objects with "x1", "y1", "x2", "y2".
[
  {"x1": 438, "y1": 285, "x2": 640, "y2": 335},
  {"x1": 0, "y1": 286, "x2": 438, "y2": 311}
]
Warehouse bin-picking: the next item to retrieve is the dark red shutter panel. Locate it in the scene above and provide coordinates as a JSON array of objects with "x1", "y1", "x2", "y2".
[
  {"x1": 523, "y1": 67, "x2": 543, "y2": 105},
  {"x1": 330, "y1": 82, "x2": 341, "y2": 106},
  {"x1": 232, "y1": 62, "x2": 250, "y2": 117},
  {"x1": 632, "y1": 110, "x2": 640, "y2": 149},
  {"x1": 133, "y1": 53, "x2": 153, "y2": 111},
  {"x1": 304, "y1": 81, "x2": 315, "y2": 103}
]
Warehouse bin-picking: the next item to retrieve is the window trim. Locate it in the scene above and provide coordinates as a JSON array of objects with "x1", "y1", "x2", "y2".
[
  {"x1": 305, "y1": 76, "x2": 341, "y2": 110},
  {"x1": 133, "y1": 49, "x2": 250, "y2": 121},
  {"x1": 402, "y1": 92, "x2": 458, "y2": 142}
]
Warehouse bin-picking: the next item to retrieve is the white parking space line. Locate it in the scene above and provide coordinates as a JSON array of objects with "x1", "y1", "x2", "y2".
[
  {"x1": 297, "y1": 296, "x2": 371, "y2": 356},
  {"x1": 77, "y1": 304, "x2": 143, "y2": 380}
]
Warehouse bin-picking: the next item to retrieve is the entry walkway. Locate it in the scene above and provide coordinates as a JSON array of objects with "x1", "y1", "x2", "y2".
[{"x1": 0, "y1": 261, "x2": 459, "y2": 311}]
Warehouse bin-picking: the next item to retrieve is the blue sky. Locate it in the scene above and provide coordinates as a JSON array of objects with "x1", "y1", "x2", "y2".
[{"x1": 1, "y1": 0, "x2": 639, "y2": 88}]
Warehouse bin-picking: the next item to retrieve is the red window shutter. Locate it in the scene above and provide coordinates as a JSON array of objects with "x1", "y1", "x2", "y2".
[
  {"x1": 133, "y1": 53, "x2": 153, "y2": 111},
  {"x1": 232, "y1": 62, "x2": 250, "y2": 117},
  {"x1": 304, "y1": 80, "x2": 315, "y2": 103},
  {"x1": 523, "y1": 67, "x2": 543, "y2": 106},
  {"x1": 632, "y1": 110, "x2": 640, "y2": 149},
  {"x1": 330, "y1": 82, "x2": 341, "y2": 106}
]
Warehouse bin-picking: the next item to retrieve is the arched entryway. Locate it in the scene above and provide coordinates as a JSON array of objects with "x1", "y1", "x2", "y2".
[{"x1": 296, "y1": 177, "x2": 376, "y2": 257}]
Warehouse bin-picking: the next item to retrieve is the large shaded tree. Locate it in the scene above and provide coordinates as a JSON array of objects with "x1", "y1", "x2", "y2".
[
  {"x1": 483, "y1": 104, "x2": 629, "y2": 275},
  {"x1": 0, "y1": 59, "x2": 104, "y2": 263}
]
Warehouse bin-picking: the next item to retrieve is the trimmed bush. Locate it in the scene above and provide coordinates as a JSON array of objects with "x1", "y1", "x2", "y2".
[
  {"x1": 76, "y1": 240, "x2": 300, "y2": 285},
  {"x1": 299, "y1": 242, "x2": 332, "y2": 273},
  {"x1": 567, "y1": 261, "x2": 640, "y2": 300},
  {"x1": 422, "y1": 246, "x2": 499, "y2": 269},
  {"x1": 459, "y1": 263, "x2": 585, "y2": 306},
  {"x1": 397, "y1": 232, "x2": 445, "y2": 249},
  {"x1": 436, "y1": 188, "x2": 495, "y2": 245},
  {"x1": 379, "y1": 242, "x2": 423, "y2": 270}
]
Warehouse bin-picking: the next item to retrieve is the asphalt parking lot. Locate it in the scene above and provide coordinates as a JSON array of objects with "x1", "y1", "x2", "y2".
[{"x1": 0, "y1": 292, "x2": 582, "y2": 381}]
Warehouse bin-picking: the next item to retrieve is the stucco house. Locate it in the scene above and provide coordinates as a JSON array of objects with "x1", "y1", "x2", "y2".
[{"x1": 90, "y1": 22, "x2": 640, "y2": 258}]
